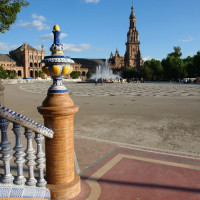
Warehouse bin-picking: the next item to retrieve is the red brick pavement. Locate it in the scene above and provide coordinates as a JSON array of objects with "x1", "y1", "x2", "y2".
[{"x1": 73, "y1": 147, "x2": 200, "y2": 200}]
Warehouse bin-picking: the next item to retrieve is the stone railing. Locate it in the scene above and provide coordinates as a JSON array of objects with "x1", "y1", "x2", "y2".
[{"x1": 0, "y1": 105, "x2": 54, "y2": 199}]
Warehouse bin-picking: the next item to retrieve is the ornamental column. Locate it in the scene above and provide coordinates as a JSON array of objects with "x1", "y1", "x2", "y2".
[{"x1": 38, "y1": 25, "x2": 80, "y2": 200}]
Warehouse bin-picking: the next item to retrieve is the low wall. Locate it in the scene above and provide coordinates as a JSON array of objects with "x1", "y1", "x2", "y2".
[{"x1": 1, "y1": 78, "x2": 82, "y2": 85}]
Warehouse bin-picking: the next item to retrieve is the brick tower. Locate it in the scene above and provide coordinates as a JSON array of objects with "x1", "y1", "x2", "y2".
[{"x1": 124, "y1": 5, "x2": 142, "y2": 68}]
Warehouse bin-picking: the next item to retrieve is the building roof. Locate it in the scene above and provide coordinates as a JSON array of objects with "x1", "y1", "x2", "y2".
[
  {"x1": 11, "y1": 43, "x2": 39, "y2": 52},
  {"x1": 72, "y1": 58, "x2": 106, "y2": 73},
  {"x1": 0, "y1": 54, "x2": 16, "y2": 62}
]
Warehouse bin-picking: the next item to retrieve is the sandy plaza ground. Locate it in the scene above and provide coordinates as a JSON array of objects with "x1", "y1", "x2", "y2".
[{"x1": 2, "y1": 81, "x2": 200, "y2": 170}]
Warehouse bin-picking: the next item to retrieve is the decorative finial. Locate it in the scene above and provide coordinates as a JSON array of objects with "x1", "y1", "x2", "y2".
[
  {"x1": 41, "y1": 25, "x2": 74, "y2": 94},
  {"x1": 53, "y1": 24, "x2": 61, "y2": 47},
  {"x1": 41, "y1": 44, "x2": 44, "y2": 52},
  {"x1": 130, "y1": 1, "x2": 135, "y2": 17},
  {"x1": 53, "y1": 24, "x2": 60, "y2": 32}
]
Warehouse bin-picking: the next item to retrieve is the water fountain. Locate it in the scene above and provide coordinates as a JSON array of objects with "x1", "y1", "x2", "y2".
[{"x1": 91, "y1": 59, "x2": 120, "y2": 80}]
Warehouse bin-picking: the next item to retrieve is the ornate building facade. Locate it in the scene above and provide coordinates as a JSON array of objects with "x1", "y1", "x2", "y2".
[
  {"x1": 0, "y1": 43, "x2": 88, "y2": 79},
  {"x1": 0, "y1": 43, "x2": 45, "y2": 79},
  {"x1": 109, "y1": 5, "x2": 143, "y2": 70},
  {"x1": 10, "y1": 43, "x2": 45, "y2": 78}
]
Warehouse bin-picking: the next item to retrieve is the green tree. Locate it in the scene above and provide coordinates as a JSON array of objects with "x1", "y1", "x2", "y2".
[
  {"x1": 141, "y1": 61, "x2": 154, "y2": 80},
  {"x1": 183, "y1": 56, "x2": 195, "y2": 77},
  {"x1": 142, "y1": 59, "x2": 163, "y2": 80},
  {"x1": 162, "y1": 56, "x2": 186, "y2": 81},
  {"x1": 168, "y1": 46, "x2": 182, "y2": 58},
  {"x1": 86, "y1": 71, "x2": 92, "y2": 79},
  {"x1": 0, "y1": 0, "x2": 29, "y2": 33},
  {"x1": 122, "y1": 67, "x2": 139, "y2": 79},
  {"x1": 38, "y1": 70, "x2": 45, "y2": 78},
  {"x1": 70, "y1": 71, "x2": 80, "y2": 79},
  {"x1": 0, "y1": 66, "x2": 8, "y2": 79},
  {"x1": 162, "y1": 46, "x2": 187, "y2": 80},
  {"x1": 193, "y1": 51, "x2": 200, "y2": 77},
  {"x1": 6, "y1": 70, "x2": 16, "y2": 79}
]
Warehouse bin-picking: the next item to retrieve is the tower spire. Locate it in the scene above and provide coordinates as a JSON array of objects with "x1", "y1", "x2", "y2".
[
  {"x1": 130, "y1": 1, "x2": 135, "y2": 18},
  {"x1": 124, "y1": 2, "x2": 142, "y2": 68}
]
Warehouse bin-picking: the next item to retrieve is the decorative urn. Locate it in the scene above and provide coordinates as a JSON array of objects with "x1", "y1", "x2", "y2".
[{"x1": 42, "y1": 24, "x2": 74, "y2": 94}]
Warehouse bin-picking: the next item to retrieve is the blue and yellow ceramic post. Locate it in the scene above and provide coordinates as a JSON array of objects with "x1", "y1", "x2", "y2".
[
  {"x1": 38, "y1": 25, "x2": 81, "y2": 199},
  {"x1": 42, "y1": 25, "x2": 74, "y2": 94}
]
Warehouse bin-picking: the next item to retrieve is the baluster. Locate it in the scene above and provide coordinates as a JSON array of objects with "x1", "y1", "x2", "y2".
[
  {"x1": 24, "y1": 128, "x2": 36, "y2": 186},
  {"x1": 13, "y1": 123, "x2": 26, "y2": 185},
  {"x1": 35, "y1": 133, "x2": 47, "y2": 187},
  {"x1": 0, "y1": 118, "x2": 14, "y2": 184}
]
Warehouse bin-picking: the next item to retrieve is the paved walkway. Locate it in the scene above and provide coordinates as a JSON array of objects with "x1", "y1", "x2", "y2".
[
  {"x1": 20, "y1": 82, "x2": 200, "y2": 97},
  {"x1": 3, "y1": 83, "x2": 200, "y2": 199},
  {"x1": 74, "y1": 141, "x2": 200, "y2": 200}
]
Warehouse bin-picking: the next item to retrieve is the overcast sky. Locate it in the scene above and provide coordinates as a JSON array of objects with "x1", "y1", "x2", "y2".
[{"x1": 0, "y1": 0, "x2": 200, "y2": 61}]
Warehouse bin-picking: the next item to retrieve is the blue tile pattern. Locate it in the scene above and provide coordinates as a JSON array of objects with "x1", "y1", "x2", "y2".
[
  {"x1": 45, "y1": 189, "x2": 51, "y2": 199},
  {"x1": 10, "y1": 187, "x2": 23, "y2": 198},
  {"x1": 34, "y1": 188, "x2": 46, "y2": 198},
  {"x1": 0, "y1": 186, "x2": 11, "y2": 197},
  {"x1": 0, "y1": 105, "x2": 54, "y2": 138},
  {"x1": 0, "y1": 184, "x2": 51, "y2": 199},
  {"x1": 23, "y1": 187, "x2": 36, "y2": 198}
]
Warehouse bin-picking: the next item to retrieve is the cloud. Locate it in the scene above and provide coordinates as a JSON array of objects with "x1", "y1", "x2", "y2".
[
  {"x1": 180, "y1": 36, "x2": 193, "y2": 43},
  {"x1": 40, "y1": 33, "x2": 67, "y2": 41},
  {"x1": 63, "y1": 44, "x2": 92, "y2": 52},
  {"x1": 93, "y1": 47, "x2": 109, "y2": 51},
  {"x1": 85, "y1": 0, "x2": 99, "y2": 3},
  {"x1": 19, "y1": 14, "x2": 50, "y2": 31},
  {"x1": 143, "y1": 56, "x2": 152, "y2": 61},
  {"x1": 0, "y1": 42, "x2": 18, "y2": 51},
  {"x1": 33, "y1": 45, "x2": 43, "y2": 51}
]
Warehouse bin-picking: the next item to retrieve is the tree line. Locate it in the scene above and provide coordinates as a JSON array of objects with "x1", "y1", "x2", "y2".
[{"x1": 123, "y1": 46, "x2": 200, "y2": 81}]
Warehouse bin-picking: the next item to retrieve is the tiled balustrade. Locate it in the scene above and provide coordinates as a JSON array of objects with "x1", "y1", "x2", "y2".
[
  {"x1": 0, "y1": 24, "x2": 81, "y2": 200},
  {"x1": 0, "y1": 105, "x2": 54, "y2": 199}
]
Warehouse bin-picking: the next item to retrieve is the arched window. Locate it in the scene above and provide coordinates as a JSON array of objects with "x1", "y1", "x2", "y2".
[
  {"x1": 30, "y1": 62, "x2": 33, "y2": 67},
  {"x1": 82, "y1": 71, "x2": 86, "y2": 76},
  {"x1": 18, "y1": 70, "x2": 21, "y2": 76},
  {"x1": 34, "y1": 63, "x2": 37, "y2": 67},
  {"x1": 30, "y1": 71, "x2": 33, "y2": 77}
]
